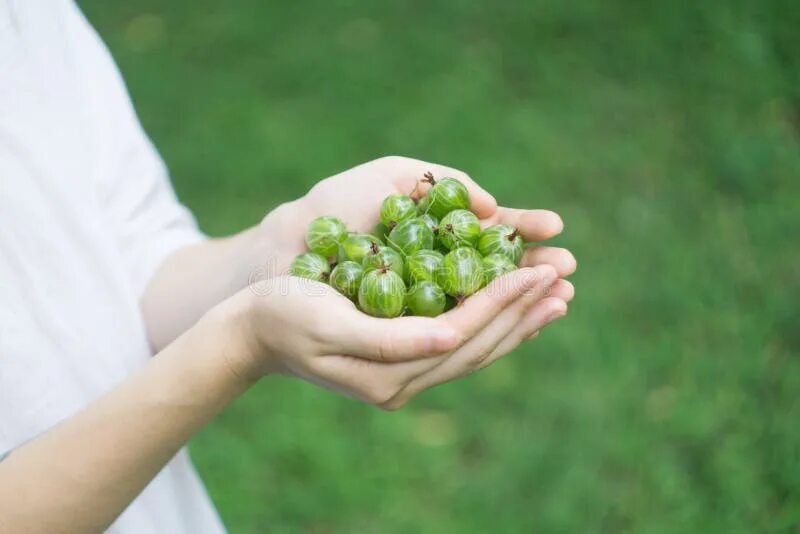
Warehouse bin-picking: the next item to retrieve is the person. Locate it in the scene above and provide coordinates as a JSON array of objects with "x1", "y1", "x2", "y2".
[{"x1": 0, "y1": 1, "x2": 577, "y2": 532}]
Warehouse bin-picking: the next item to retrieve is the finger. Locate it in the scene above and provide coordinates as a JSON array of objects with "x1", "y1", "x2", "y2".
[
  {"x1": 324, "y1": 314, "x2": 459, "y2": 362},
  {"x1": 481, "y1": 297, "x2": 567, "y2": 366},
  {"x1": 548, "y1": 279, "x2": 575, "y2": 303},
  {"x1": 386, "y1": 156, "x2": 498, "y2": 218},
  {"x1": 524, "y1": 297, "x2": 569, "y2": 341},
  {"x1": 441, "y1": 265, "x2": 558, "y2": 340},
  {"x1": 521, "y1": 247, "x2": 577, "y2": 277},
  {"x1": 384, "y1": 268, "x2": 557, "y2": 408},
  {"x1": 337, "y1": 268, "x2": 557, "y2": 376},
  {"x1": 486, "y1": 207, "x2": 564, "y2": 242},
  {"x1": 306, "y1": 354, "x2": 418, "y2": 406},
  {"x1": 312, "y1": 351, "x2": 459, "y2": 408}
]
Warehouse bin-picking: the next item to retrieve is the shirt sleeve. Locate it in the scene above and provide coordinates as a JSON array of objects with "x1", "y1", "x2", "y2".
[
  {"x1": 97, "y1": 133, "x2": 206, "y2": 298},
  {"x1": 67, "y1": 4, "x2": 206, "y2": 297}
]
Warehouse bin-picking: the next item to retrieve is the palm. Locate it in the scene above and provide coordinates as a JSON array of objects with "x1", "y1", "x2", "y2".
[{"x1": 252, "y1": 265, "x2": 565, "y2": 409}]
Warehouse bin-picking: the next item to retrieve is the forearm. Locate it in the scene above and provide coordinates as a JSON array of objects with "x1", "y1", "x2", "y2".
[
  {"x1": 142, "y1": 225, "x2": 261, "y2": 350},
  {"x1": 0, "y1": 301, "x2": 253, "y2": 533}
]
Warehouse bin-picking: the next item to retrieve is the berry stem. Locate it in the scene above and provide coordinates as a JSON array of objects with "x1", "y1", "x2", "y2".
[
  {"x1": 508, "y1": 228, "x2": 520, "y2": 241},
  {"x1": 422, "y1": 171, "x2": 436, "y2": 186},
  {"x1": 384, "y1": 234, "x2": 409, "y2": 258}
]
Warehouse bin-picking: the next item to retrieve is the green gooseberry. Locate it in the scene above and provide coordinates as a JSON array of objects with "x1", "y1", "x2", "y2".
[
  {"x1": 419, "y1": 212, "x2": 442, "y2": 250},
  {"x1": 419, "y1": 213, "x2": 439, "y2": 236},
  {"x1": 387, "y1": 217, "x2": 434, "y2": 256},
  {"x1": 419, "y1": 173, "x2": 471, "y2": 219},
  {"x1": 372, "y1": 222, "x2": 391, "y2": 242},
  {"x1": 358, "y1": 269, "x2": 406, "y2": 318},
  {"x1": 482, "y1": 253, "x2": 517, "y2": 284},
  {"x1": 380, "y1": 194, "x2": 417, "y2": 229},
  {"x1": 443, "y1": 295, "x2": 458, "y2": 312},
  {"x1": 291, "y1": 252, "x2": 331, "y2": 282},
  {"x1": 416, "y1": 194, "x2": 430, "y2": 215},
  {"x1": 439, "y1": 209, "x2": 481, "y2": 250},
  {"x1": 478, "y1": 224, "x2": 524, "y2": 265},
  {"x1": 405, "y1": 249, "x2": 444, "y2": 285},
  {"x1": 338, "y1": 233, "x2": 382, "y2": 264},
  {"x1": 406, "y1": 281, "x2": 446, "y2": 317},
  {"x1": 305, "y1": 216, "x2": 348, "y2": 258},
  {"x1": 361, "y1": 242, "x2": 404, "y2": 279},
  {"x1": 438, "y1": 247, "x2": 484, "y2": 298},
  {"x1": 329, "y1": 261, "x2": 364, "y2": 300}
]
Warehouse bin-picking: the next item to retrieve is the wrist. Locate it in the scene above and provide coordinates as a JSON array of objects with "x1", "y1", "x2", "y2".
[
  {"x1": 201, "y1": 291, "x2": 269, "y2": 387},
  {"x1": 207, "y1": 199, "x2": 314, "y2": 383}
]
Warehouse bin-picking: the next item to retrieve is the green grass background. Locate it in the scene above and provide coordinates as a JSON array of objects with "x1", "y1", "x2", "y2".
[{"x1": 79, "y1": 1, "x2": 800, "y2": 531}]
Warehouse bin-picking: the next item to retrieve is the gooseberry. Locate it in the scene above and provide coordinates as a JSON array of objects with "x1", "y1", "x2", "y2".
[
  {"x1": 478, "y1": 224, "x2": 524, "y2": 264},
  {"x1": 362, "y1": 242, "x2": 404, "y2": 279},
  {"x1": 305, "y1": 216, "x2": 347, "y2": 258},
  {"x1": 444, "y1": 295, "x2": 458, "y2": 312},
  {"x1": 416, "y1": 194, "x2": 431, "y2": 215},
  {"x1": 339, "y1": 233, "x2": 382, "y2": 264},
  {"x1": 358, "y1": 268, "x2": 406, "y2": 318},
  {"x1": 291, "y1": 252, "x2": 331, "y2": 282},
  {"x1": 293, "y1": 174, "x2": 529, "y2": 317},
  {"x1": 419, "y1": 213, "x2": 439, "y2": 236},
  {"x1": 329, "y1": 261, "x2": 364, "y2": 300},
  {"x1": 419, "y1": 173, "x2": 471, "y2": 219},
  {"x1": 406, "y1": 281, "x2": 446, "y2": 317},
  {"x1": 388, "y1": 217, "x2": 434, "y2": 256},
  {"x1": 372, "y1": 222, "x2": 391, "y2": 242},
  {"x1": 405, "y1": 249, "x2": 444, "y2": 285},
  {"x1": 439, "y1": 209, "x2": 481, "y2": 250},
  {"x1": 482, "y1": 253, "x2": 517, "y2": 283},
  {"x1": 380, "y1": 194, "x2": 417, "y2": 230},
  {"x1": 438, "y1": 247, "x2": 484, "y2": 299}
]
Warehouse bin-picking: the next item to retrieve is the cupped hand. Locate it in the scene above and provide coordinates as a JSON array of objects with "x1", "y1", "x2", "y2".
[
  {"x1": 227, "y1": 263, "x2": 567, "y2": 409},
  {"x1": 259, "y1": 156, "x2": 577, "y2": 281},
  {"x1": 244, "y1": 156, "x2": 577, "y2": 407}
]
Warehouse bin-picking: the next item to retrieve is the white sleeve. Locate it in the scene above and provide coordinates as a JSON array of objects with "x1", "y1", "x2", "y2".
[
  {"x1": 96, "y1": 130, "x2": 206, "y2": 297},
  {"x1": 67, "y1": 3, "x2": 206, "y2": 297}
]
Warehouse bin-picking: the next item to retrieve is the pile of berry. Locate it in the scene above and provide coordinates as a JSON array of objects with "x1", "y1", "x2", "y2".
[{"x1": 291, "y1": 173, "x2": 525, "y2": 318}]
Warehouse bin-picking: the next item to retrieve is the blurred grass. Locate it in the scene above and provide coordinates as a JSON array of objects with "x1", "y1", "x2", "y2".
[{"x1": 80, "y1": 1, "x2": 800, "y2": 531}]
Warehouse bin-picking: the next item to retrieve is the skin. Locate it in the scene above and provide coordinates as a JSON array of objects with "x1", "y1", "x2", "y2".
[{"x1": 0, "y1": 156, "x2": 576, "y2": 532}]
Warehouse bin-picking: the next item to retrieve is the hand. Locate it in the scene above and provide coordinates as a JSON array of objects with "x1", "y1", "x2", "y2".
[
  {"x1": 141, "y1": 156, "x2": 574, "y2": 353},
  {"x1": 241, "y1": 155, "x2": 577, "y2": 407},
  {"x1": 258, "y1": 156, "x2": 577, "y2": 285},
  {"x1": 224, "y1": 263, "x2": 566, "y2": 409}
]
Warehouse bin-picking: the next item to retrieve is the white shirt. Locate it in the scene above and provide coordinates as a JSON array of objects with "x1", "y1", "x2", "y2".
[{"x1": 0, "y1": 1, "x2": 226, "y2": 532}]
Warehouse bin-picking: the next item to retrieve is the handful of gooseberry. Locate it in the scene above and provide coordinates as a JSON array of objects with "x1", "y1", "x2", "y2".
[{"x1": 290, "y1": 173, "x2": 527, "y2": 318}]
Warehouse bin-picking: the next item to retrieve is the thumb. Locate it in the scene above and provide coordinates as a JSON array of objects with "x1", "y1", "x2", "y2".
[{"x1": 329, "y1": 315, "x2": 460, "y2": 362}]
